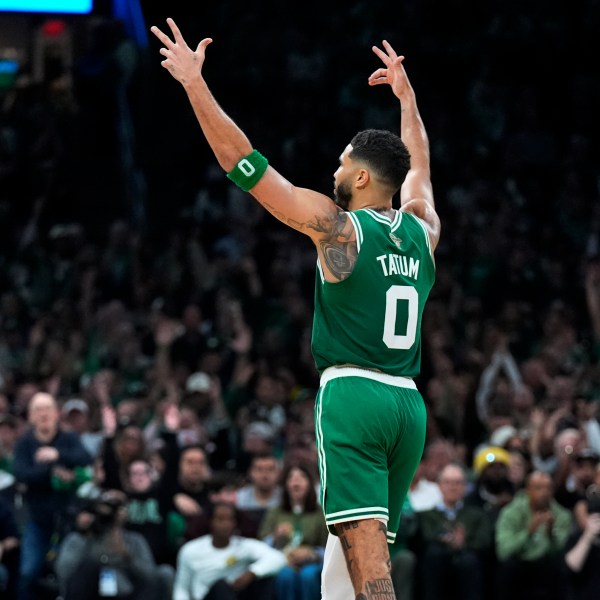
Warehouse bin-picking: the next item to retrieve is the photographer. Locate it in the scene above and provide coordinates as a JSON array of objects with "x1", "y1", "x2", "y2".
[{"x1": 55, "y1": 490, "x2": 164, "y2": 600}]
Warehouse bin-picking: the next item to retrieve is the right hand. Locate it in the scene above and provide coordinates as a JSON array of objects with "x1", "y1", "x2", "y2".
[
  {"x1": 35, "y1": 446, "x2": 59, "y2": 463},
  {"x1": 368, "y1": 40, "x2": 410, "y2": 99},
  {"x1": 151, "y1": 18, "x2": 212, "y2": 86}
]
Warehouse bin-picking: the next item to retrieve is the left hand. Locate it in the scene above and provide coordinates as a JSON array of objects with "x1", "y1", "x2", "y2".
[
  {"x1": 52, "y1": 465, "x2": 75, "y2": 482},
  {"x1": 231, "y1": 570, "x2": 256, "y2": 591},
  {"x1": 151, "y1": 18, "x2": 212, "y2": 86}
]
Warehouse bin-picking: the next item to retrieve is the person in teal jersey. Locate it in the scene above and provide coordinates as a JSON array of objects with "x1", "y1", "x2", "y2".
[{"x1": 151, "y1": 19, "x2": 440, "y2": 600}]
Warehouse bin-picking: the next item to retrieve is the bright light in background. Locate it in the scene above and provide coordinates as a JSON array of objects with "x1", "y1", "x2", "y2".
[{"x1": 0, "y1": 0, "x2": 92, "y2": 13}]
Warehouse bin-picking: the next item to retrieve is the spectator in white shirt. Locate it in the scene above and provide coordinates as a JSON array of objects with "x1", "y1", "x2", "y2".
[{"x1": 173, "y1": 501, "x2": 287, "y2": 600}]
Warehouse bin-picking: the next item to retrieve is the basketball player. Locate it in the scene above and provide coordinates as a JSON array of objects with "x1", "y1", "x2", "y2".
[{"x1": 151, "y1": 18, "x2": 440, "y2": 600}]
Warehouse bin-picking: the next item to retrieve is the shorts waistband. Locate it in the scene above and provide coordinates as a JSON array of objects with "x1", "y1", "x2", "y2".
[{"x1": 320, "y1": 366, "x2": 417, "y2": 390}]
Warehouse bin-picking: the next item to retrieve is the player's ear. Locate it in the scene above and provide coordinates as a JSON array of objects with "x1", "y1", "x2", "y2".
[{"x1": 355, "y1": 168, "x2": 370, "y2": 189}]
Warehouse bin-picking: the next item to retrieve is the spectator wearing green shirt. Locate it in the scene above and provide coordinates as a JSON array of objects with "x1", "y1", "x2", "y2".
[{"x1": 495, "y1": 470, "x2": 572, "y2": 600}]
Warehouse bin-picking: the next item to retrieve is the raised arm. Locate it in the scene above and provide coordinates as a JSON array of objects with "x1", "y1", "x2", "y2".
[
  {"x1": 150, "y1": 19, "x2": 338, "y2": 242},
  {"x1": 369, "y1": 41, "x2": 440, "y2": 250}
]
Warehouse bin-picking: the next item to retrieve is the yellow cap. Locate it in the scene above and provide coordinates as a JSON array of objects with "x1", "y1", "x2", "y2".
[{"x1": 473, "y1": 446, "x2": 511, "y2": 475}]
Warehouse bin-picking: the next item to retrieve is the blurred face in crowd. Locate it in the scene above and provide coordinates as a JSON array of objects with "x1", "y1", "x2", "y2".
[
  {"x1": 179, "y1": 447, "x2": 210, "y2": 487},
  {"x1": 554, "y1": 428, "x2": 583, "y2": 458},
  {"x1": 127, "y1": 460, "x2": 154, "y2": 493},
  {"x1": 573, "y1": 457, "x2": 598, "y2": 488},
  {"x1": 28, "y1": 392, "x2": 60, "y2": 435},
  {"x1": 62, "y1": 408, "x2": 89, "y2": 434},
  {"x1": 249, "y1": 456, "x2": 280, "y2": 493},
  {"x1": 526, "y1": 471, "x2": 553, "y2": 511},
  {"x1": 115, "y1": 426, "x2": 145, "y2": 463},
  {"x1": 210, "y1": 503, "x2": 237, "y2": 546},
  {"x1": 422, "y1": 440, "x2": 454, "y2": 482},
  {"x1": 438, "y1": 464, "x2": 467, "y2": 507},
  {"x1": 286, "y1": 467, "x2": 311, "y2": 506}
]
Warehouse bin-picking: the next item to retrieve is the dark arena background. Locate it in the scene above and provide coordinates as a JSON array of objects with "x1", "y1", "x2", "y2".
[{"x1": 0, "y1": 1, "x2": 599, "y2": 599}]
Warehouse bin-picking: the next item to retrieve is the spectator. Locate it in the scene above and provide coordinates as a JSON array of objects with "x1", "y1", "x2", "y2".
[
  {"x1": 554, "y1": 448, "x2": 599, "y2": 511},
  {"x1": 0, "y1": 495, "x2": 19, "y2": 600},
  {"x1": 235, "y1": 453, "x2": 282, "y2": 537},
  {"x1": 417, "y1": 463, "x2": 493, "y2": 600},
  {"x1": 184, "y1": 473, "x2": 259, "y2": 541},
  {"x1": 55, "y1": 489, "x2": 165, "y2": 600},
  {"x1": 408, "y1": 463, "x2": 443, "y2": 512},
  {"x1": 173, "y1": 501, "x2": 287, "y2": 600},
  {"x1": 466, "y1": 446, "x2": 514, "y2": 523},
  {"x1": 13, "y1": 391, "x2": 91, "y2": 600},
  {"x1": 60, "y1": 398, "x2": 104, "y2": 459},
  {"x1": 564, "y1": 504, "x2": 600, "y2": 600},
  {"x1": 123, "y1": 458, "x2": 171, "y2": 565},
  {"x1": 101, "y1": 423, "x2": 146, "y2": 491},
  {"x1": 170, "y1": 444, "x2": 212, "y2": 520},
  {"x1": 237, "y1": 453, "x2": 282, "y2": 510},
  {"x1": 408, "y1": 439, "x2": 455, "y2": 512},
  {"x1": 495, "y1": 471, "x2": 572, "y2": 600},
  {"x1": 259, "y1": 463, "x2": 327, "y2": 600}
]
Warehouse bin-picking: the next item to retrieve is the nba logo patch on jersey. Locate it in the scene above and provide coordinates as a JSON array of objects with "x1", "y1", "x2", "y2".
[{"x1": 389, "y1": 233, "x2": 402, "y2": 249}]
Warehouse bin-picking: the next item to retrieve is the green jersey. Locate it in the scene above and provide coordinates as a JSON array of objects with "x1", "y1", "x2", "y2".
[{"x1": 311, "y1": 208, "x2": 435, "y2": 377}]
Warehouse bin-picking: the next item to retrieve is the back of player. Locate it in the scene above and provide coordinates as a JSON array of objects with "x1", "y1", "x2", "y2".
[
  {"x1": 312, "y1": 207, "x2": 435, "y2": 376},
  {"x1": 313, "y1": 206, "x2": 434, "y2": 547}
]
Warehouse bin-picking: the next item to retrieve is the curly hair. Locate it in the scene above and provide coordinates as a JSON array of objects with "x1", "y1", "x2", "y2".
[{"x1": 349, "y1": 129, "x2": 411, "y2": 194}]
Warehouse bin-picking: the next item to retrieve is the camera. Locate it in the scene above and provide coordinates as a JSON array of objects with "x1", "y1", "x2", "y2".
[{"x1": 89, "y1": 490, "x2": 127, "y2": 534}]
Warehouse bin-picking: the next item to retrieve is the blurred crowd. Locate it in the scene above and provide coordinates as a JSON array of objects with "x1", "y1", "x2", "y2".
[{"x1": 1, "y1": 0, "x2": 600, "y2": 599}]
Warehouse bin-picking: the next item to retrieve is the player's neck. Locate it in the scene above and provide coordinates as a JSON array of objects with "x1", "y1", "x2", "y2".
[
  {"x1": 361, "y1": 203, "x2": 395, "y2": 218},
  {"x1": 350, "y1": 194, "x2": 393, "y2": 215}
]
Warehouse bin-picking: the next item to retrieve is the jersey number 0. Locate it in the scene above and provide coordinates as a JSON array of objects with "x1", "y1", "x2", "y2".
[{"x1": 383, "y1": 285, "x2": 418, "y2": 350}]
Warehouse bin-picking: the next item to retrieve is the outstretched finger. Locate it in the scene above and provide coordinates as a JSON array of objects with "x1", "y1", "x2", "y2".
[
  {"x1": 166, "y1": 18, "x2": 187, "y2": 46},
  {"x1": 150, "y1": 25, "x2": 174, "y2": 49},
  {"x1": 372, "y1": 45, "x2": 392, "y2": 66},
  {"x1": 196, "y1": 38, "x2": 213, "y2": 54},
  {"x1": 382, "y1": 40, "x2": 398, "y2": 60}
]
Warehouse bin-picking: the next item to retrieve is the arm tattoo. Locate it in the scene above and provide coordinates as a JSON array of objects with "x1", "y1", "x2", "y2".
[
  {"x1": 363, "y1": 578, "x2": 395, "y2": 599},
  {"x1": 311, "y1": 211, "x2": 357, "y2": 281},
  {"x1": 256, "y1": 199, "x2": 357, "y2": 281}
]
